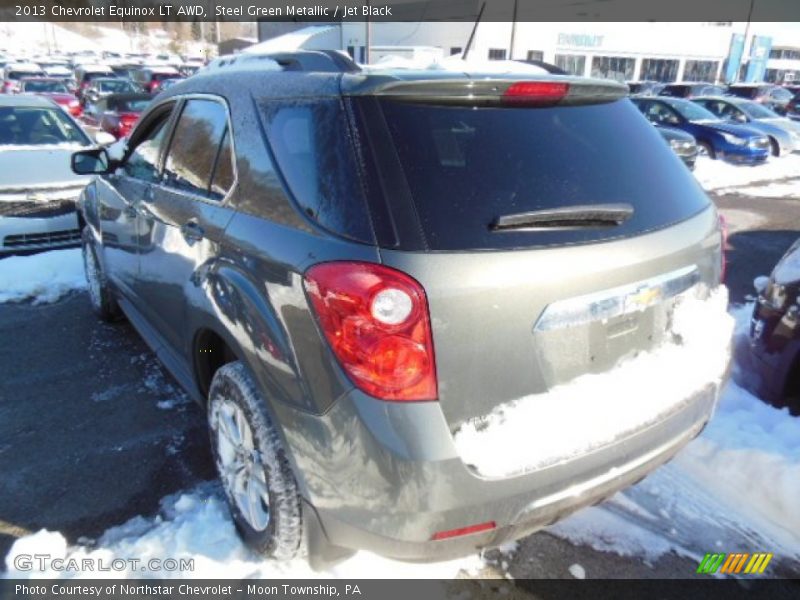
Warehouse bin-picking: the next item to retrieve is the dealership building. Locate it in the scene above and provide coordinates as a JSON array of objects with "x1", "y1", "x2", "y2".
[{"x1": 257, "y1": 21, "x2": 800, "y2": 84}]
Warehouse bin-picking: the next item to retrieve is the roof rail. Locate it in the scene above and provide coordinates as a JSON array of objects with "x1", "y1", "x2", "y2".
[{"x1": 209, "y1": 50, "x2": 360, "y2": 74}]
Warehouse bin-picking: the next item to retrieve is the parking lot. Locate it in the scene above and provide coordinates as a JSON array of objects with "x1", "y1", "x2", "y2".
[{"x1": 1, "y1": 156, "x2": 799, "y2": 580}]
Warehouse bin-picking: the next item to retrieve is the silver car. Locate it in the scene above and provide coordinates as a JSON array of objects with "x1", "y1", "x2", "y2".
[{"x1": 0, "y1": 95, "x2": 110, "y2": 255}]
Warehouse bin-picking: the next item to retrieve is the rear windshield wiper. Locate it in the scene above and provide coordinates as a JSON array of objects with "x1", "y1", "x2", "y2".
[{"x1": 490, "y1": 203, "x2": 634, "y2": 231}]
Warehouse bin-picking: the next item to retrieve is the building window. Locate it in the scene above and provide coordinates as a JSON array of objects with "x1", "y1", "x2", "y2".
[
  {"x1": 527, "y1": 50, "x2": 544, "y2": 62},
  {"x1": 450, "y1": 47, "x2": 463, "y2": 56},
  {"x1": 639, "y1": 58, "x2": 679, "y2": 82},
  {"x1": 554, "y1": 54, "x2": 586, "y2": 76},
  {"x1": 488, "y1": 48, "x2": 507, "y2": 61},
  {"x1": 590, "y1": 56, "x2": 635, "y2": 82},
  {"x1": 683, "y1": 60, "x2": 720, "y2": 82},
  {"x1": 346, "y1": 46, "x2": 355, "y2": 59},
  {"x1": 770, "y1": 48, "x2": 800, "y2": 60}
]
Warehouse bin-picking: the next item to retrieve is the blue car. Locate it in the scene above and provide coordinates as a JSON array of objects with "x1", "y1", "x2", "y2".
[
  {"x1": 693, "y1": 96, "x2": 800, "y2": 157},
  {"x1": 631, "y1": 96, "x2": 770, "y2": 164}
]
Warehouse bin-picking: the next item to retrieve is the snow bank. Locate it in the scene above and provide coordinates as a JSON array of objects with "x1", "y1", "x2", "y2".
[
  {"x1": 694, "y1": 154, "x2": 800, "y2": 192},
  {"x1": 0, "y1": 248, "x2": 85, "y2": 304},
  {"x1": 4, "y1": 484, "x2": 483, "y2": 579},
  {"x1": 454, "y1": 286, "x2": 733, "y2": 477},
  {"x1": 721, "y1": 181, "x2": 800, "y2": 199}
]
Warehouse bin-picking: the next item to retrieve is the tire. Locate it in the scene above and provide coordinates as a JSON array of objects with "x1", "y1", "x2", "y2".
[
  {"x1": 208, "y1": 362, "x2": 304, "y2": 560},
  {"x1": 81, "y1": 227, "x2": 121, "y2": 322},
  {"x1": 698, "y1": 141, "x2": 716, "y2": 159},
  {"x1": 769, "y1": 137, "x2": 780, "y2": 157}
]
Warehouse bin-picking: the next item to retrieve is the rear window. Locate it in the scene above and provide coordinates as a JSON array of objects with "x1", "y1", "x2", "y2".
[
  {"x1": 371, "y1": 98, "x2": 711, "y2": 251},
  {"x1": 728, "y1": 87, "x2": 759, "y2": 99}
]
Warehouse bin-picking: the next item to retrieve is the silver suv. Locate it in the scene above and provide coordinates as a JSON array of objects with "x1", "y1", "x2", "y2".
[{"x1": 71, "y1": 51, "x2": 731, "y2": 565}]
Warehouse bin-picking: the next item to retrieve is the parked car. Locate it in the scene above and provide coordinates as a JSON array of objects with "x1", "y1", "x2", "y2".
[
  {"x1": 786, "y1": 92, "x2": 800, "y2": 122},
  {"x1": 749, "y1": 240, "x2": 800, "y2": 415},
  {"x1": 71, "y1": 51, "x2": 729, "y2": 564},
  {"x1": 82, "y1": 93, "x2": 151, "y2": 139},
  {"x1": 693, "y1": 96, "x2": 800, "y2": 156},
  {"x1": 2, "y1": 62, "x2": 46, "y2": 94},
  {"x1": 130, "y1": 66, "x2": 182, "y2": 94},
  {"x1": 659, "y1": 82, "x2": 725, "y2": 98},
  {"x1": 626, "y1": 81, "x2": 665, "y2": 96},
  {"x1": 727, "y1": 84, "x2": 794, "y2": 115},
  {"x1": 74, "y1": 64, "x2": 116, "y2": 101},
  {"x1": 81, "y1": 77, "x2": 142, "y2": 106},
  {"x1": 0, "y1": 95, "x2": 112, "y2": 255},
  {"x1": 18, "y1": 77, "x2": 82, "y2": 118},
  {"x1": 631, "y1": 96, "x2": 771, "y2": 164},
  {"x1": 151, "y1": 77, "x2": 183, "y2": 95},
  {"x1": 655, "y1": 125, "x2": 699, "y2": 169}
]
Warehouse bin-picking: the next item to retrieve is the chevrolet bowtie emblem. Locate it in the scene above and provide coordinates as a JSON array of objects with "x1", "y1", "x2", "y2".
[{"x1": 628, "y1": 285, "x2": 662, "y2": 309}]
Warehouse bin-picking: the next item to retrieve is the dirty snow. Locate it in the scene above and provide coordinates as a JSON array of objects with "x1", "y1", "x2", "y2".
[
  {"x1": 454, "y1": 286, "x2": 733, "y2": 477},
  {"x1": 695, "y1": 153, "x2": 800, "y2": 192},
  {"x1": 4, "y1": 484, "x2": 484, "y2": 579},
  {"x1": 721, "y1": 181, "x2": 800, "y2": 199},
  {"x1": 0, "y1": 248, "x2": 85, "y2": 304}
]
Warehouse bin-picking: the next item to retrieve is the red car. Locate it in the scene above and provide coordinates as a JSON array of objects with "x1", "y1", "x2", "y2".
[
  {"x1": 19, "y1": 78, "x2": 82, "y2": 117},
  {"x1": 82, "y1": 93, "x2": 151, "y2": 139}
]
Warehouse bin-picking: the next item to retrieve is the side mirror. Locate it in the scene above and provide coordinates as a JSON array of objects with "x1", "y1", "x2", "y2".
[
  {"x1": 72, "y1": 147, "x2": 110, "y2": 175},
  {"x1": 94, "y1": 131, "x2": 116, "y2": 146}
]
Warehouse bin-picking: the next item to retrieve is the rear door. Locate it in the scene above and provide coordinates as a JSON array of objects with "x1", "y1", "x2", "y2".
[
  {"x1": 348, "y1": 84, "x2": 720, "y2": 428},
  {"x1": 135, "y1": 96, "x2": 236, "y2": 358}
]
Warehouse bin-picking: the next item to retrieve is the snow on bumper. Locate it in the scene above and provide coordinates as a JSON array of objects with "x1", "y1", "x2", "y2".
[{"x1": 454, "y1": 286, "x2": 734, "y2": 478}]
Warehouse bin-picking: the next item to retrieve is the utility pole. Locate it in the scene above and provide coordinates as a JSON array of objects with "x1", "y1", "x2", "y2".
[
  {"x1": 509, "y1": 0, "x2": 518, "y2": 60},
  {"x1": 365, "y1": 0, "x2": 371, "y2": 64}
]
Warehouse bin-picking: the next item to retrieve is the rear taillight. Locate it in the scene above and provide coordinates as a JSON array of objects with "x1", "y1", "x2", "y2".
[
  {"x1": 502, "y1": 81, "x2": 569, "y2": 106},
  {"x1": 431, "y1": 521, "x2": 496, "y2": 541},
  {"x1": 303, "y1": 262, "x2": 437, "y2": 401},
  {"x1": 718, "y1": 214, "x2": 728, "y2": 283}
]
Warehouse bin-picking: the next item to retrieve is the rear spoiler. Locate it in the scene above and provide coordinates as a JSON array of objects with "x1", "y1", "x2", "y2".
[{"x1": 345, "y1": 77, "x2": 628, "y2": 107}]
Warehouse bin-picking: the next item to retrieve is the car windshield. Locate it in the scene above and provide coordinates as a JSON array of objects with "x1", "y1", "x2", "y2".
[
  {"x1": 99, "y1": 80, "x2": 134, "y2": 92},
  {"x1": 668, "y1": 99, "x2": 720, "y2": 122},
  {"x1": 0, "y1": 106, "x2": 90, "y2": 146},
  {"x1": 152, "y1": 72, "x2": 178, "y2": 82},
  {"x1": 739, "y1": 101, "x2": 780, "y2": 119},
  {"x1": 22, "y1": 80, "x2": 68, "y2": 93},
  {"x1": 771, "y1": 87, "x2": 793, "y2": 102},
  {"x1": 8, "y1": 70, "x2": 42, "y2": 80}
]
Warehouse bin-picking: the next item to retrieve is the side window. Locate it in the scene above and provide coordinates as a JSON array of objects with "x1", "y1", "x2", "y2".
[
  {"x1": 264, "y1": 99, "x2": 373, "y2": 243},
  {"x1": 163, "y1": 99, "x2": 229, "y2": 199},
  {"x1": 123, "y1": 110, "x2": 172, "y2": 183}
]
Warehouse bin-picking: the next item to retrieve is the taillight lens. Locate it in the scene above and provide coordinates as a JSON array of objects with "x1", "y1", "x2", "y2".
[
  {"x1": 718, "y1": 214, "x2": 728, "y2": 283},
  {"x1": 502, "y1": 81, "x2": 569, "y2": 106},
  {"x1": 303, "y1": 262, "x2": 437, "y2": 401}
]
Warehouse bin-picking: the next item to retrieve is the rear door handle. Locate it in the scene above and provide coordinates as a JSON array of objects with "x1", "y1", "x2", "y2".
[{"x1": 181, "y1": 221, "x2": 204, "y2": 241}]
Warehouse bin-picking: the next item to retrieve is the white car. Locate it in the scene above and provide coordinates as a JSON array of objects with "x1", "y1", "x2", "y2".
[{"x1": 0, "y1": 95, "x2": 112, "y2": 255}]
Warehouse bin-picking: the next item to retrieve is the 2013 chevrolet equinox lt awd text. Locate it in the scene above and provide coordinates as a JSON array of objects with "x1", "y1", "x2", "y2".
[{"x1": 71, "y1": 51, "x2": 733, "y2": 565}]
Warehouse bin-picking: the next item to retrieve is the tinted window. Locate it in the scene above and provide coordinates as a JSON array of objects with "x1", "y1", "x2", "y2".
[
  {"x1": 264, "y1": 99, "x2": 373, "y2": 243},
  {"x1": 371, "y1": 98, "x2": 711, "y2": 251},
  {"x1": 124, "y1": 113, "x2": 171, "y2": 182},
  {"x1": 210, "y1": 129, "x2": 234, "y2": 200},
  {"x1": 22, "y1": 80, "x2": 68, "y2": 93},
  {"x1": 163, "y1": 99, "x2": 228, "y2": 198}
]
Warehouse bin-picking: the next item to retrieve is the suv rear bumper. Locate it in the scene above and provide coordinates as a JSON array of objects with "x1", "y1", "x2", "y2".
[{"x1": 279, "y1": 381, "x2": 720, "y2": 562}]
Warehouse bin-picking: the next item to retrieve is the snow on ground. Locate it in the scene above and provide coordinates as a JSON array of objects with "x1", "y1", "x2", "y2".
[
  {"x1": 4, "y1": 483, "x2": 483, "y2": 579},
  {"x1": 546, "y1": 302, "x2": 800, "y2": 566},
  {"x1": 0, "y1": 248, "x2": 85, "y2": 305},
  {"x1": 721, "y1": 181, "x2": 800, "y2": 199},
  {"x1": 695, "y1": 154, "x2": 800, "y2": 194}
]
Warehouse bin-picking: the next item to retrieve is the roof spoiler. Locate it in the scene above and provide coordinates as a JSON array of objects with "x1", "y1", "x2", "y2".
[{"x1": 359, "y1": 78, "x2": 628, "y2": 107}]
